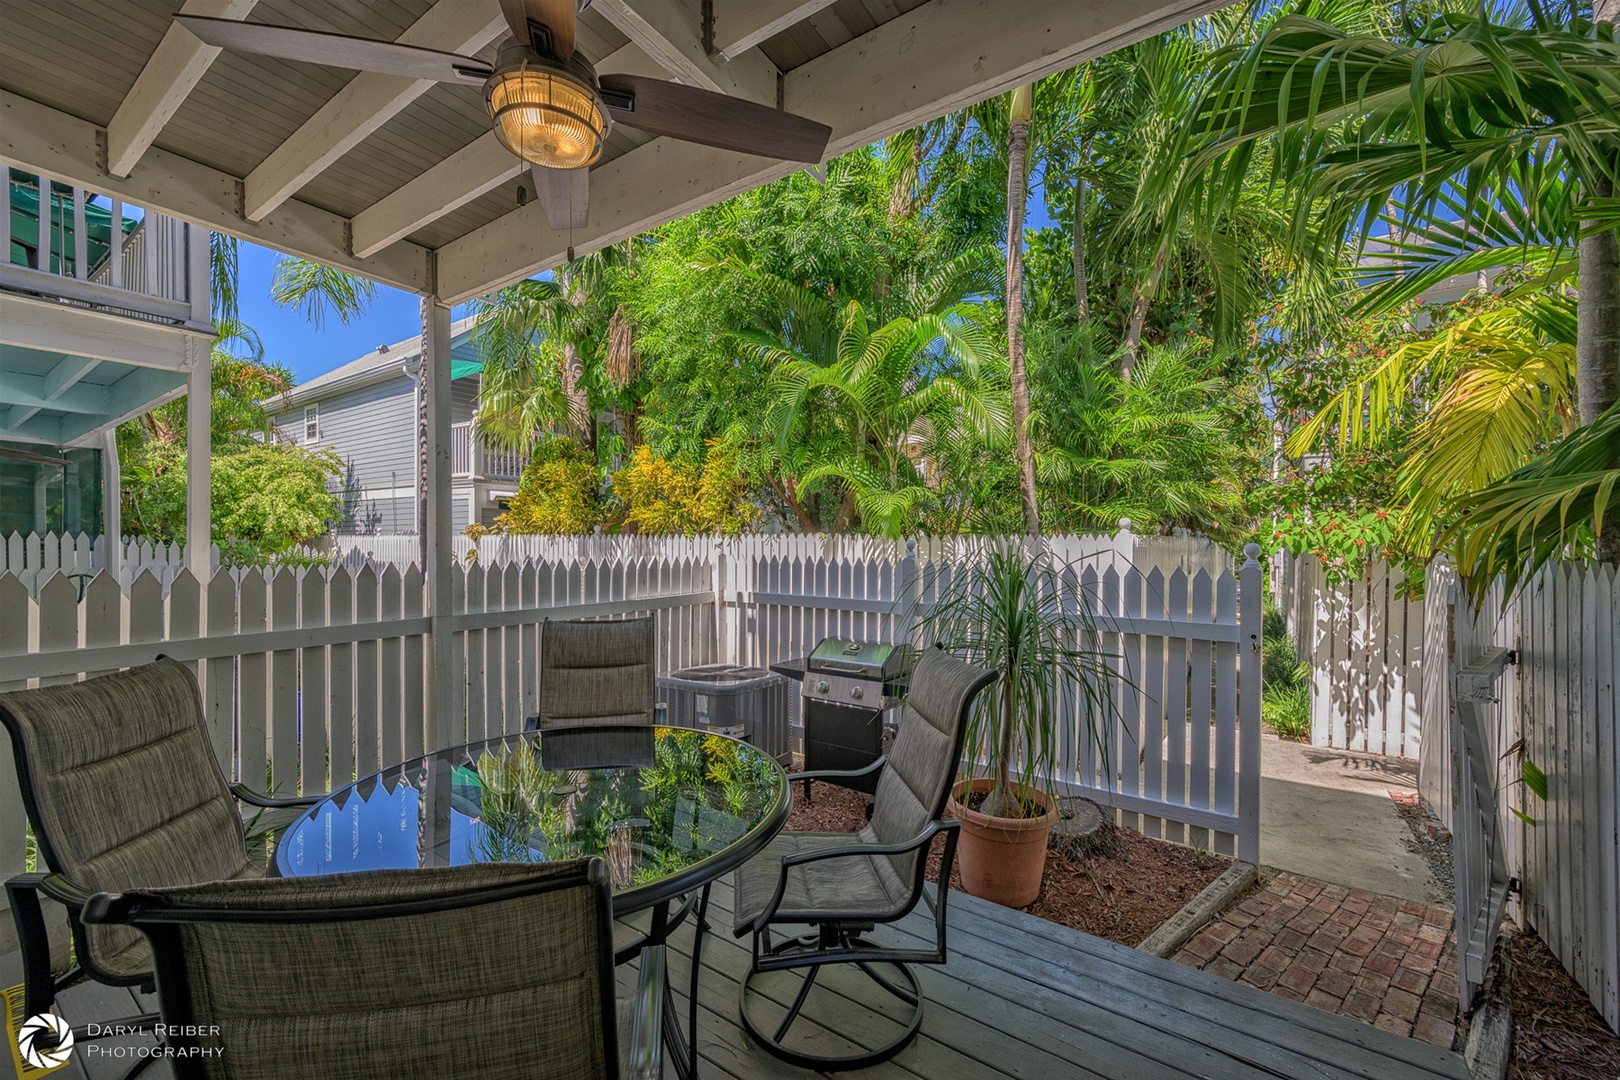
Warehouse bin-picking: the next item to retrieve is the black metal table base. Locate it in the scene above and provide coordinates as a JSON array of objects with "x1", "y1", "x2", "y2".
[
  {"x1": 637, "y1": 883, "x2": 712, "y2": 1080},
  {"x1": 738, "y1": 934, "x2": 924, "y2": 1071}
]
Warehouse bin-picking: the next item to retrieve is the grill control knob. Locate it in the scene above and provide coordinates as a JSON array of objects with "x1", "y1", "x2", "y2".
[
  {"x1": 849, "y1": 685, "x2": 864, "y2": 701},
  {"x1": 815, "y1": 680, "x2": 830, "y2": 695}
]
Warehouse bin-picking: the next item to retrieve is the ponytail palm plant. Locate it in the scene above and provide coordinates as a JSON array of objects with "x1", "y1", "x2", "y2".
[{"x1": 919, "y1": 543, "x2": 1119, "y2": 820}]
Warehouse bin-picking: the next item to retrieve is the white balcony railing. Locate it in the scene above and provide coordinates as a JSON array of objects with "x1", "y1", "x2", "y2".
[
  {"x1": 1, "y1": 172, "x2": 209, "y2": 328},
  {"x1": 452, "y1": 422, "x2": 529, "y2": 481}
]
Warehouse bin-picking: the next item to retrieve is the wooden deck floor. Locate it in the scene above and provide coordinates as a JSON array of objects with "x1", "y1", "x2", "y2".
[{"x1": 15, "y1": 877, "x2": 1469, "y2": 1080}]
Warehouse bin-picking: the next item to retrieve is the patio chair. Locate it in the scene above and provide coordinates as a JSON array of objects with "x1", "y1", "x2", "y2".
[
  {"x1": 82, "y1": 858, "x2": 664, "y2": 1080},
  {"x1": 732, "y1": 646, "x2": 997, "y2": 1070},
  {"x1": 529, "y1": 615, "x2": 658, "y2": 732},
  {"x1": 0, "y1": 657, "x2": 318, "y2": 1068}
]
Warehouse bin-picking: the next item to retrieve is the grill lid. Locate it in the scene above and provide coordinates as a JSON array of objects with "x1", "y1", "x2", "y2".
[{"x1": 807, "y1": 638, "x2": 899, "y2": 678}]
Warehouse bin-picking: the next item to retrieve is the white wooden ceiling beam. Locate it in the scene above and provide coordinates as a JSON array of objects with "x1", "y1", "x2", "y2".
[
  {"x1": 710, "y1": 0, "x2": 840, "y2": 61},
  {"x1": 0, "y1": 88, "x2": 432, "y2": 293},
  {"x1": 436, "y1": 0, "x2": 1226, "y2": 303},
  {"x1": 243, "y1": 0, "x2": 509, "y2": 222},
  {"x1": 348, "y1": 42, "x2": 669, "y2": 258},
  {"x1": 589, "y1": 0, "x2": 778, "y2": 102},
  {"x1": 105, "y1": 0, "x2": 261, "y2": 179}
]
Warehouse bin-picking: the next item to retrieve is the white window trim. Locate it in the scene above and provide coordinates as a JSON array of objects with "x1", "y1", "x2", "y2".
[{"x1": 304, "y1": 404, "x2": 318, "y2": 443}]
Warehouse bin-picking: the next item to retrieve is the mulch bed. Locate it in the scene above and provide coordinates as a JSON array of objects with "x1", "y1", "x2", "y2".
[
  {"x1": 1504, "y1": 926, "x2": 1620, "y2": 1080},
  {"x1": 783, "y1": 774, "x2": 1230, "y2": 948}
]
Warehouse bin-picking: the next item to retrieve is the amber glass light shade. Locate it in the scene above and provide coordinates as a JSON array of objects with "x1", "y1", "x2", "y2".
[{"x1": 488, "y1": 68, "x2": 605, "y2": 169}]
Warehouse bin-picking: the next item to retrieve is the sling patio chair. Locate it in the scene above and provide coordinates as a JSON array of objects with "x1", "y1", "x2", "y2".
[
  {"x1": 83, "y1": 858, "x2": 664, "y2": 1080},
  {"x1": 529, "y1": 614, "x2": 658, "y2": 732},
  {"x1": 0, "y1": 656, "x2": 320, "y2": 1074},
  {"x1": 731, "y1": 646, "x2": 997, "y2": 1070}
]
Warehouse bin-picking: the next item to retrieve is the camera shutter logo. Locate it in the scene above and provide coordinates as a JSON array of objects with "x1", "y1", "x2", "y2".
[{"x1": 18, "y1": 1013, "x2": 73, "y2": 1071}]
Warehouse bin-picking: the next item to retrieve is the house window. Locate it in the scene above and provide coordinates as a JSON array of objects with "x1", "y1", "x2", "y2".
[{"x1": 304, "y1": 405, "x2": 319, "y2": 442}]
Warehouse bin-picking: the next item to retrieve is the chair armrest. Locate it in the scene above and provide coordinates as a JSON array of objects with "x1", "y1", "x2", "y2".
[
  {"x1": 231, "y1": 782, "x2": 322, "y2": 809},
  {"x1": 6, "y1": 872, "x2": 92, "y2": 1018},
  {"x1": 750, "y1": 819, "x2": 958, "y2": 931},
  {"x1": 779, "y1": 818, "x2": 958, "y2": 868},
  {"x1": 625, "y1": 945, "x2": 665, "y2": 1080},
  {"x1": 793, "y1": 756, "x2": 887, "y2": 785},
  {"x1": 8, "y1": 871, "x2": 94, "y2": 910}
]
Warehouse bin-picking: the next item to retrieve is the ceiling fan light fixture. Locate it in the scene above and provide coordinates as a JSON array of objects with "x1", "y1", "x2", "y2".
[{"x1": 485, "y1": 55, "x2": 607, "y2": 170}]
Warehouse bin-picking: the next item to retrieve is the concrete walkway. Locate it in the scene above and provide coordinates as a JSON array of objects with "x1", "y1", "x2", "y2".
[{"x1": 1259, "y1": 734, "x2": 1440, "y2": 904}]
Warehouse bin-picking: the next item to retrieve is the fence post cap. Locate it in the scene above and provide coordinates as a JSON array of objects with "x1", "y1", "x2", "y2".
[{"x1": 1243, "y1": 542, "x2": 1262, "y2": 563}]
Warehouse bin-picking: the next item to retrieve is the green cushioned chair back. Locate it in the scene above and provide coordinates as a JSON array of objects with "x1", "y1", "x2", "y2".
[
  {"x1": 867, "y1": 649, "x2": 994, "y2": 903},
  {"x1": 117, "y1": 862, "x2": 617, "y2": 1080},
  {"x1": 0, "y1": 658, "x2": 249, "y2": 972},
  {"x1": 538, "y1": 617, "x2": 656, "y2": 730}
]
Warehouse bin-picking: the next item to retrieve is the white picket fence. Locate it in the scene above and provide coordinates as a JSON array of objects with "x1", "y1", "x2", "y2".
[
  {"x1": 0, "y1": 529, "x2": 1264, "y2": 948},
  {"x1": 1272, "y1": 552, "x2": 1427, "y2": 757},
  {"x1": 1417, "y1": 560, "x2": 1620, "y2": 1031},
  {"x1": 1, "y1": 531, "x2": 217, "y2": 596}
]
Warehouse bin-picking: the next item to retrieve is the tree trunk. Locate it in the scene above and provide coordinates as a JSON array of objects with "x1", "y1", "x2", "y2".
[
  {"x1": 1577, "y1": 168, "x2": 1620, "y2": 562},
  {"x1": 1007, "y1": 84, "x2": 1039, "y2": 537},
  {"x1": 559, "y1": 341, "x2": 593, "y2": 449},
  {"x1": 1123, "y1": 244, "x2": 1167, "y2": 377},
  {"x1": 1073, "y1": 166, "x2": 1089, "y2": 325}
]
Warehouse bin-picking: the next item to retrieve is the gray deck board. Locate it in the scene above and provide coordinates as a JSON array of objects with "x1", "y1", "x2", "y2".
[{"x1": 13, "y1": 875, "x2": 1469, "y2": 1080}]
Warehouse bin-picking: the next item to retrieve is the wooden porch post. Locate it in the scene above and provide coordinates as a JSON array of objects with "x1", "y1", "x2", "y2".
[
  {"x1": 185, "y1": 354, "x2": 210, "y2": 579},
  {"x1": 422, "y1": 298, "x2": 454, "y2": 750},
  {"x1": 102, "y1": 428, "x2": 121, "y2": 578}
]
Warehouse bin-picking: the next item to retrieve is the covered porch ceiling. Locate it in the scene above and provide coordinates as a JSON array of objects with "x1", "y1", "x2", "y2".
[{"x1": 0, "y1": 0, "x2": 1220, "y2": 305}]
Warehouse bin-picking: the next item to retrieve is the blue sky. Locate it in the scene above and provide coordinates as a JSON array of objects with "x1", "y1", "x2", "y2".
[
  {"x1": 245, "y1": 161, "x2": 1064, "y2": 386},
  {"x1": 237, "y1": 242, "x2": 458, "y2": 384}
]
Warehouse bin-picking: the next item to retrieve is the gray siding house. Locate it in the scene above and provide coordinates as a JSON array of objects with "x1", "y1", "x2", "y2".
[{"x1": 269, "y1": 319, "x2": 530, "y2": 535}]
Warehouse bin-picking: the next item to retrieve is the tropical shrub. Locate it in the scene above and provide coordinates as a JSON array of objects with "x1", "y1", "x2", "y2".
[
  {"x1": 497, "y1": 437, "x2": 604, "y2": 534},
  {"x1": 611, "y1": 441, "x2": 756, "y2": 535}
]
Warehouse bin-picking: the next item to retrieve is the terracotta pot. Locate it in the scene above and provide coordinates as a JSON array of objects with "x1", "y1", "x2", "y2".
[{"x1": 947, "y1": 778, "x2": 1059, "y2": 908}]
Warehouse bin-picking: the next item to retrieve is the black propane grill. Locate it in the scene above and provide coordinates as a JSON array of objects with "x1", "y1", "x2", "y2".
[{"x1": 772, "y1": 638, "x2": 914, "y2": 801}]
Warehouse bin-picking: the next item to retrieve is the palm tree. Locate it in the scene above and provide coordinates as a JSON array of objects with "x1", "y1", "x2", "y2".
[
  {"x1": 1181, "y1": 5, "x2": 1620, "y2": 558},
  {"x1": 748, "y1": 298, "x2": 1007, "y2": 537},
  {"x1": 1004, "y1": 83, "x2": 1039, "y2": 536}
]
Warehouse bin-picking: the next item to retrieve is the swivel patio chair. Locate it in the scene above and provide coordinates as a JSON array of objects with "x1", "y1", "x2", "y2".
[
  {"x1": 83, "y1": 858, "x2": 664, "y2": 1080},
  {"x1": 732, "y1": 646, "x2": 997, "y2": 1070},
  {"x1": 0, "y1": 657, "x2": 319, "y2": 1072}
]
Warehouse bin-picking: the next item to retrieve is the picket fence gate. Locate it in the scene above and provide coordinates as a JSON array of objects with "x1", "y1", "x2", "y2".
[{"x1": 1417, "y1": 561, "x2": 1619, "y2": 1031}]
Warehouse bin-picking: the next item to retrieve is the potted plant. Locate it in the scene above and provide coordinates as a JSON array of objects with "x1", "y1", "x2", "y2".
[{"x1": 920, "y1": 541, "x2": 1118, "y2": 907}]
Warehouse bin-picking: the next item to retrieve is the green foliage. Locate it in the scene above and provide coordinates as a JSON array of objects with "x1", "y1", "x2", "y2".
[
  {"x1": 120, "y1": 440, "x2": 341, "y2": 562},
  {"x1": 1261, "y1": 682, "x2": 1313, "y2": 742},
  {"x1": 1444, "y1": 401, "x2": 1620, "y2": 602},
  {"x1": 1033, "y1": 337, "x2": 1249, "y2": 541},
  {"x1": 611, "y1": 441, "x2": 756, "y2": 535},
  {"x1": 269, "y1": 257, "x2": 377, "y2": 329},
  {"x1": 497, "y1": 437, "x2": 605, "y2": 535}
]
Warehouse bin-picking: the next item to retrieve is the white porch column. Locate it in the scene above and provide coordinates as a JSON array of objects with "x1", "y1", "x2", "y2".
[
  {"x1": 102, "y1": 428, "x2": 121, "y2": 577},
  {"x1": 422, "y1": 298, "x2": 454, "y2": 750},
  {"x1": 186, "y1": 355, "x2": 210, "y2": 578}
]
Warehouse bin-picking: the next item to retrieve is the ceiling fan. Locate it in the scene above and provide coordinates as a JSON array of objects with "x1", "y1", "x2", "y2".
[{"x1": 175, "y1": 0, "x2": 832, "y2": 234}]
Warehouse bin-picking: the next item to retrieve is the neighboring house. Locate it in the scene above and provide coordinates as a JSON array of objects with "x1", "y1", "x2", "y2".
[
  {"x1": 1, "y1": 171, "x2": 212, "y2": 540},
  {"x1": 267, "y1": 320, "x2": 530, "y2": 535}
]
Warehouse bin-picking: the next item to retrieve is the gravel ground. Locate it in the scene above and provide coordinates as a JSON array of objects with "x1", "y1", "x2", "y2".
[
  {"x1": 1390, "y1": 791, "x2": 1455, "y2": 908},
  {"x1": 783, "y1": 772, "x2": 1229, "y2": 948}
]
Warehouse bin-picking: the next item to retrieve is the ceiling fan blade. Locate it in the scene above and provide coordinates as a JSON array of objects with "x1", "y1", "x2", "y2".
[
  {"x1": 598, "y1": 76, "x2": 831, "y2": 164},
  {"x1": 174, "y1": 15, "x2": 493, "y2": 83},
  {"x1": 533, "y1": 164, "x2": 589, "y2": 231},
  {"x1": 500, "y1": 0, "x2": 576, "y2": 61}
]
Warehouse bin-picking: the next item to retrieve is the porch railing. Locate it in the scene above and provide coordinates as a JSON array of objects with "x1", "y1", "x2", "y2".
[
  {"x1": 450, "y1": 422, "x2": 529, "y2": 481},
  {"x1": 1, "y1": 171, "x2": 208, "y2": 328}
]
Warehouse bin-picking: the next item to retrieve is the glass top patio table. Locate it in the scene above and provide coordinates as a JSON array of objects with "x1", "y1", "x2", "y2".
[{"x1": 273, "y1": 726, "x2": 790, "y2": 914}]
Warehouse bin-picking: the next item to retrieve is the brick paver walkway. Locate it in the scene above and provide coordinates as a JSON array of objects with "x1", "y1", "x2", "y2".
[{"x1": 1172, "y1": 870, "x2": 1460, "y2": 1050}]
